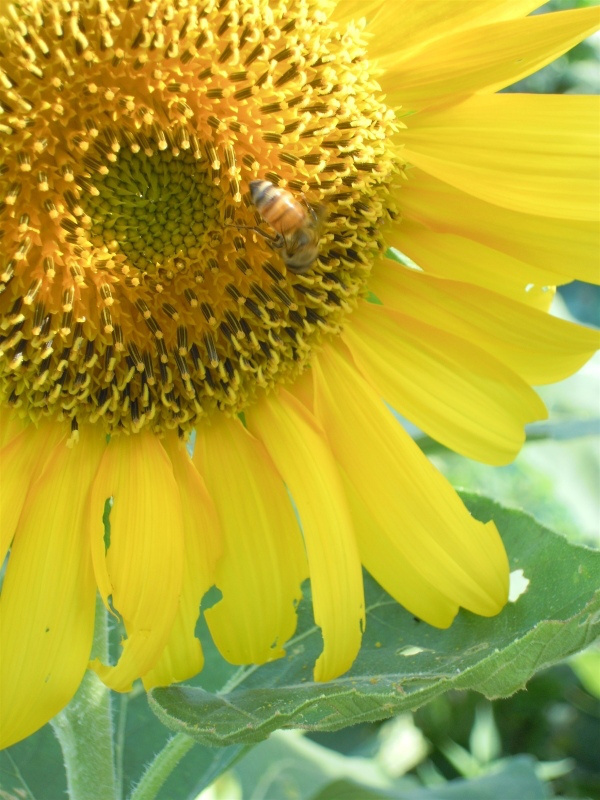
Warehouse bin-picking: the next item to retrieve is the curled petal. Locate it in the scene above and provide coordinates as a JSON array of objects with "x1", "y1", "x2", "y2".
[{"x1": 89, "y1": 434, "x2": 184, "y2": 692}]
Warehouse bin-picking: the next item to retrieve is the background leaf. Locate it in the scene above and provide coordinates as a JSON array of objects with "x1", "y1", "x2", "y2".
[
  {"x1": 149, "y1": 494, "x2": 600, "y2": 747},
  {"x1": 0, "y1": 679, "x2": 245, "y2": 800},
  {"x1": 428, "y1": 352, "x2": 600, "y2": 546},
  {"x1": 119, "y1": 687, "x2": 246, "y2": 799},
  {"x1": 224, "y1": 731, "x2": 549, "y2": 800},
  {"x1": 311, "y1": 756, "x2": 550, "y2": 800},
  {"x1": 0, "y1": 722, "x2": 64, "y2": 799},
  {"x1": 224, "y1": 729, "x2": 419, "y2": 800}
]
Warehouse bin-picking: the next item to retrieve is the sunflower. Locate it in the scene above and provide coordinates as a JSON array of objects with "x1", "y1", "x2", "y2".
[{"x1": 1, "y1": 0, "x2": 598, "y2": 750}]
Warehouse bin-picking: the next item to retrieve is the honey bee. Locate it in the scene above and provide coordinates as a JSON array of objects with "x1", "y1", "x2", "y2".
[{"x1": 244, "y1": 180, "x2": 326, "y2": 274}]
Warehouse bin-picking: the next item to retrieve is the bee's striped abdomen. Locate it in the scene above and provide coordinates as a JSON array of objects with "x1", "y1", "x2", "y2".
[{"x1": 249, "y1": 180, "x2": 305, "y2": 235}]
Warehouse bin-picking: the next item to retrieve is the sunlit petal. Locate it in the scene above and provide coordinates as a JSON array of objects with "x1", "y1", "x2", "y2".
[
  {"x1": 371, "y1": 263, "x2": 600, "y2": 385},
  {"x1": 330, "y1": 0, "x2": 384, "y2": 25},
  {"x1": 403, "y1": 94, "x2": 600, "y2": 221},
  {"x1": 399, "y1": 169, "x2": 600, "y2": 284},
  {"x1": 381, "y1": 8, "x2": 600, "y2": 109},
  {"x1": 368, "y1": 1, "x2": 545, "y2": 60},
  {"x1": 343, "y1": 300, "x2": 546, "y2": 465},
  {"x1": 313, "y1": 342, "x2": 509, "y2": 616},
  {"x1": 383, "y1": 218, "x2": 565, "y2": 300},
  {"x1": 343, "y1": 480, "x2": 459, "y2": 628}
]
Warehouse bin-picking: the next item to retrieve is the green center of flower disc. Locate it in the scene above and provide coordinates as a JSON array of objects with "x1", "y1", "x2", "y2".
[
  {"x1": 0, "y1": 0, "x2": 400, "y2": 437},
  {"x1": 84, "y1": 150, "x2": 222, "y2": 277}
]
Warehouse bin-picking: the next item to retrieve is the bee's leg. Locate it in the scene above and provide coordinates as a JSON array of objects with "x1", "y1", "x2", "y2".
[
  {"x1": 265, "y1": 231, "x2": 286, "y2": 248},
  {"x1": 265, "y1": 233, "x2": 287, "y2": 253},
  {"x1": 298, "y1": 195, "x2": 318, "y2": 225},
  {"x1": 225, "y1": 223, "x2": 279, "y2": 244}
]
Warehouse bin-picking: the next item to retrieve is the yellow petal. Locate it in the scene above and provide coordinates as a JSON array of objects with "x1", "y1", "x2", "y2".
[
  {"x1": 369, "y1": 1, "x2": 544, "y2": 61},
  {"x1": 330, "y1": 0, "x2": 384, "y2": 25},
  {"x1": 343, "y1": 300, "x2": 547, "y2": 465},
  {"x1": 402, "y1": 94, "x2": 600, "y2": 221},
  {"x1": 0, "y1": 421, "x2": 67, "y2": 566},
  {"x1": 288, "y1": 366, "x2": 316, "y2": 414},
  {"x1": 0, "y1": 426, "x2": 104, "y2": 748},
  {"x1": 400, "y1": 169, "x2": 600, "y2": 285},
  {"x1": 88, "y1": 433, "x2": 184, "y2": 692},
  {"x1": 0, "y1": 412, "x2": 27, "y2": 448},
  {"x1": 343, "y1": 476, "x2": 459, "y2": 628},
  {"x1": 312, "y1": 341, "x2": 509, "y2": 617},
  {"x1": 193, "y1": 415, "x2": 307, "y2": 667},
  {"x1": 384, "y1": 218, "x2": 565, "y2": 300},
  {"x1": 142, "y1": 434, "x2": 221, "y2": 689},
  {"x1": 381, "y1": 7, "x2": 600, "y2": 110},
  {"x1": 247, "y1": 390, "x2": 365, "y2": 682},
  {"x1": 371, "y1": 263, "x2": 600, "y2": 385}
]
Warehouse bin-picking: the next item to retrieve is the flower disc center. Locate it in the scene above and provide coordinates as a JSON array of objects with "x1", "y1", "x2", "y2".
[
  {"x1": 0, "y1": 0, "x2": 401, "y2": 437},
  {"x1": 83, "y1": 150, "x2": 221, "y2": 278}
]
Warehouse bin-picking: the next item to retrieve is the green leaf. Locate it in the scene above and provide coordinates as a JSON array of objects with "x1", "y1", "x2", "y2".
[
  {"x1": 523, "y1": 418, "x2": 600, "y2": 442},
  {"x1": 311, "y1": 756, "x2": 549, "y2": 800},
  {"x1": 149, "y1": 495, "x2": 600, "y2": 747},
  {"x1": 570, "y1": 647, "x2": 600, "y2": 699},
  {"x1": 430, "y1": 438, "x2": 599, "y2": 546},
  {"x1": 0, "y1": 721, "x2": 66, "y2": 799},
  {"x1": 1, "y1": 688, "x2": 246, "y2": 800},
  {"x1": 229, "y1": 730, "x2": 418, "y2": 800},
  {"x1": 118, "y1": 685, "x2": 246, "y2": 799}
]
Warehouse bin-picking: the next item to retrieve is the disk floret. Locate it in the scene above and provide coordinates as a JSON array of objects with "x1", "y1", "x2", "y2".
[{"x1": 0, "y1": 0, "x2": 399, "y2": 435}]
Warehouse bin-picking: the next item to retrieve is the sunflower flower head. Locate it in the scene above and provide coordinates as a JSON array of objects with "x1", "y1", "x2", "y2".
[
  {"x1": 1, "y1": 0, "x2": 399, "y2": 434},
  {"x1": 2, "y1": 0, "x2": 599, "y2": 754}
]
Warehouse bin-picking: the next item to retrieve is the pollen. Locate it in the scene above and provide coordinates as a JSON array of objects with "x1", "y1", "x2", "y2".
[{"x1": 0, "y1": 0, "x2": 400, "y2": 436}]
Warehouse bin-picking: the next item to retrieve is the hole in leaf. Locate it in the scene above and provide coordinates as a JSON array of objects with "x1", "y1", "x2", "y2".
[
  {"x1": 508, "y1": 568, "x2": 530, "y2": 602},
  {"x1": 398, "y1": 645, "x2": 427, "y2": 657}
]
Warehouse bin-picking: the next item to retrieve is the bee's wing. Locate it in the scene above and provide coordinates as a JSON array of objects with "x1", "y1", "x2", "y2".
[
  {"x1": 281, "y1": 228, "x2": 302, "y2": 255},
  {"x1": 308, "y1": 203, "x2": 328, "y2": 230}
]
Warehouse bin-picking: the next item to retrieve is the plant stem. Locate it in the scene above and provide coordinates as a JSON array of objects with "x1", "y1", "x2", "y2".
[
  {"x1": 52, "y1": 594, "x2": 117, "y2": 800},
  {"x1": 128, "y1": 733, "x2": 196, "y2": 800},
  {"x1": 115, "y1": 691, "x2": 129, "y2": 800}
]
